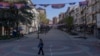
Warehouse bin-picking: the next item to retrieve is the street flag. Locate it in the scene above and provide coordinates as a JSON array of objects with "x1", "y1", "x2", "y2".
[
  {"x1": 0, "y1": 4, "x2": 3, "y2": 8},
  {"x1": 14, "y1": 3, "x2": 25, "y2": 9},
  {"x1": 39, "y1": 4, "x2": 50, "y2": 7},
  {"x1": 69, "y1": 2, "x2": 76, "y2": 5},
  {"x1": 33, "y1": 4, "x2": 37, "y2": 7},
  {"x1": 3, "y1": 2, "x2": 9, "y2": 8},
  {"x1": 0, "y1": 2, "x2": 10, "y2": 8},
  {"x1": 79, "y1": 1, "x2": 88, "y2": 6},
  {"x1": 51, "y1": 4, "x2": 65, "y2": 9}
]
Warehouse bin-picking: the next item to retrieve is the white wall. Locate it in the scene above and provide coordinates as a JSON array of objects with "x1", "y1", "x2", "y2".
[{"x1": 30, "y1": 9, "x2": 39, "y2": 32}]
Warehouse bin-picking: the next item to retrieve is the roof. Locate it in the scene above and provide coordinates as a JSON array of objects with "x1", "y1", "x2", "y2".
[{"x1": 37, "y1": 7, "x2": 45, "y2": 10}]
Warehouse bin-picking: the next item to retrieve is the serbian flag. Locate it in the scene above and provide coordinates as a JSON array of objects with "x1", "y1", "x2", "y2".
[
  {"x1": 0, "y1": 2, "x2": 10, "y2": 8},
  {"x1": 79, "y1": 1, "x2": 88, "y2": 6},
  {"x1": 0, "y1": 4, "x2": 3, "y2": 8},
  {"x1": 51, "y1": 4, "x2": 65, "y2": 9},
  {"x1": 14, "y1": 3, "x2": 25, "y2": 9},
  {"x1": 39, "y1": 4, "x2": 50, "y2": 7}
]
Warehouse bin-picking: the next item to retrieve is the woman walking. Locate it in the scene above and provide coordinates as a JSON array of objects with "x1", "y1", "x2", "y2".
[{"x1": 38, "y1": 39, "x2": 44, "y2": 56}]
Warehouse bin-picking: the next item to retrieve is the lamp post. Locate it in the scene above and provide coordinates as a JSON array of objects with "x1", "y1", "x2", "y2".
[
  {"x1": 37, "y1": 24, "x2": 39, "y2": 39},
  {"x1": 37, "y1": 16, "x2": 40, "y2": 39},
  {"x1": 83, "y1": 11, "x2": 87, "y2": 39},
  {"x1": 81, "y1": 6, "x2": 87, "y2": 39},
  {"x1": 76, "y1": 6, "x2": 87, "y2": 39}
]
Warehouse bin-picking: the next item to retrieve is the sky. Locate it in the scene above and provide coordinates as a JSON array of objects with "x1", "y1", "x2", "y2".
[{"x1": 32, "y1": 0, "x2": 85, "y2": 20}]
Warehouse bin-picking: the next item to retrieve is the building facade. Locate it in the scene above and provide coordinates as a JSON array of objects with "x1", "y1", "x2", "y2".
[
  {"x1": 36, "y1": 7, "x2": 46, "y2": 25},
  {"x1": 73, "y1": 5, "x2": 81, "y2": 31},
  {"x1": 0, "y1": 0, "x2": 39, "y2": 35},
  {"x1": 59, "y1": 13, "x2": 65, "y2": 21},
  {"x1": 53, "y1": 17, "x2": 58, "y2": 24},
  {"x1": 86, "y1": 0, "x2": 100, "y2": 37},
  {"x1": 64, "y1": 0, "x2": 100, "y2": 35}
]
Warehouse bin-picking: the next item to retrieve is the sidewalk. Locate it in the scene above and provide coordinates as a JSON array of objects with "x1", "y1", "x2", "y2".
[
  {"x1": 63, "y1": 30, "x2": 100, "y2": 41},
  {"x1": 77, "y1": 32, "x2": 99, "y2": 41},
  {"x1": 0, "y1": 29, "x2": 100, "y2": 56},
  {"x1": 63, "y1": 31, "x2": 100, "y2": 47},
  {"x1": 0, "y1": 32, "x2": 37, "y2": 44}
]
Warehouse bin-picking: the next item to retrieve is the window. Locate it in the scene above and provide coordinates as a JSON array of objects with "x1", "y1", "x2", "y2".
[{"x1": 92, "y1": 14, "x2": 96, "y2": 21}]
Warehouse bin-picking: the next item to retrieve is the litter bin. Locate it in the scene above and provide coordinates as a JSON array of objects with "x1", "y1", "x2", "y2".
[{"x1": 97, "y1": 28, "x2": 100, "y2": 39}]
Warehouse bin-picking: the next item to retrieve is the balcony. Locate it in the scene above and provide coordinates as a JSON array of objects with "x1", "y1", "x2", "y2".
[
  {"x1": 86, "y1": 17, "x2": 95, "y2": 25},
  {"x1": 91, "y1": 0, "x2": 96, "y2": 5},
  {"x1": 96, "y1": 0, "x2": 100, "y2": 3}
]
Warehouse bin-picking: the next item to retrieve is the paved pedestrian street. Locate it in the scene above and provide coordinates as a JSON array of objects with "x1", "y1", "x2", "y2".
[{"x1": 0, "y1": 29, "x2": 100, "y2": 56}]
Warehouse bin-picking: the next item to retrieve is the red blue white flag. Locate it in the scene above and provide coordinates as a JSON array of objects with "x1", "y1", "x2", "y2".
[
  {"x1": 39, "y1": 4, "x2": 50, "y2": 7},
  {"x1": 79, "y1": 1, "x2": 88, "y2": 6},
  {"x1": 0, "y1": 2, "x2": 10, "y2": 8},
  {"x1": 14, "y1": 3, "x2": 25, "y2": 9},
  {"x1": 51, "y1": 4, "x2": 65, "y2": 9}
]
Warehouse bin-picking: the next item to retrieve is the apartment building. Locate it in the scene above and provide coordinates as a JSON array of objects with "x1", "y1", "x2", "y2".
[
  {"x1": 53, "y1": 17, "x2": 58, "y2": 24},
  {"x1": 17, "y1": 0, "x2": 40, "y2": 34},
  {"x1": 37, "y1": 7, "x2": 46, "y2": 14},
  {"x1": 58, "y1": 0, "x2": 99, "y2": 36},
  {"x1": 36, "y1": 7, "x2": 47, "y2": 25},
  {"x1": 59, "y1": 12, "x2": 65, "y2": 21},
  {"x1": 73, "y1": 5, "x2": 81, "y2": 31},
  {"x1": 85, "y1": 0, "x2": 100, "y2": 34},
  {"x1": 0, "y1": 0, "x2": 39, "y2": 35},
  {"x1": 28, "y1": 8, "x2": 39, "y2": 33}
]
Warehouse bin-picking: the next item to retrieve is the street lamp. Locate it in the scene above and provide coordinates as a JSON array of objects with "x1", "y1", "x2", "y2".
[
  {"x1": 37, "y1": 15, "x2": 40, "y2": 39},
  {"x1": 83, "y1": 11, "x2": 87, "y2": 39},
  {"x1": 80, "y1": 6, "x2": 87, "y2": 39},
  {"x1": 37, "y1": 25, "x2": 39, "y2": 39}
]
